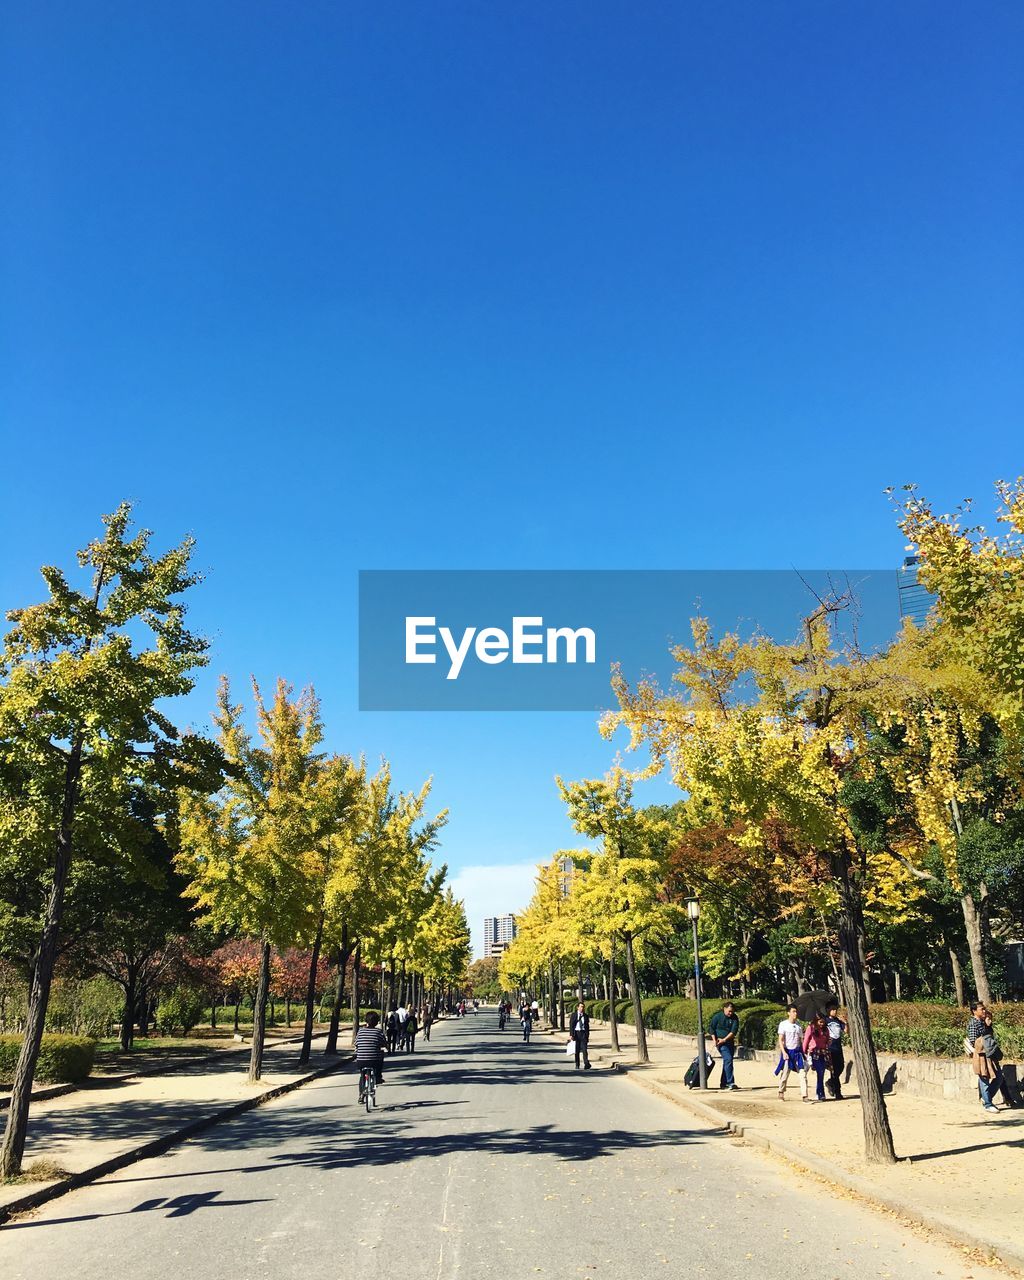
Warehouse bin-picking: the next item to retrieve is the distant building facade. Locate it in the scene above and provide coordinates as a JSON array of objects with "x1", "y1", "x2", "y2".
[
  {"x1": 898, "y1": 554, "x2": 935, "y2": 628},
  {"x1": 483, "y1": 913, "x2": 518, "y2": 958}
]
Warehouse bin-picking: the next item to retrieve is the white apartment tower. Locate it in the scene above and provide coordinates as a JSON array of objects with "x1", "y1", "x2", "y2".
[{"x1": 483, "y1": 913, "x2": 518, "y2": 958}]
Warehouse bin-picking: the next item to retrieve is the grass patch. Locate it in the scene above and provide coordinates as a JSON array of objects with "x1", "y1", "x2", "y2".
[{"x1": 3, "y1": 1158, "x2": 70, "y2": 1186}]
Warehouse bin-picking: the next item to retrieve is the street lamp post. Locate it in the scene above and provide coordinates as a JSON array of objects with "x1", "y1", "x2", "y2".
[{"x1": 687, "y1": 898, "x2": 708, "y2": 1089}]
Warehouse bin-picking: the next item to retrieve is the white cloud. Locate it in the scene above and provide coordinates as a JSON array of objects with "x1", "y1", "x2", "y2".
[{"x1": 450, "y1": 860, "x2": 540, "y2": 959}]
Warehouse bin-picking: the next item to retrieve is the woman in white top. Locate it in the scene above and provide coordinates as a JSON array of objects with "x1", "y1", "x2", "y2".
[{"x1": 775, "y1": 1004, "x2": 808, "y2": 1101}]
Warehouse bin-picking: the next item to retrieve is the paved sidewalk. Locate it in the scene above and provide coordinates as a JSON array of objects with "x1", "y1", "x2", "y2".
[
  {"x1": 0, "y1": 1029, "x2": 355, "y2": 1217},
  {"x1": 567, "y1": 1019, "x2": 1024, "y2": 1270}
]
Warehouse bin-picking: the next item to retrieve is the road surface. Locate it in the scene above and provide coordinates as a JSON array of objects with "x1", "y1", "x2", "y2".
[{"x1": 0, "y1": 1014, "x2": 993, "y2": 1279}]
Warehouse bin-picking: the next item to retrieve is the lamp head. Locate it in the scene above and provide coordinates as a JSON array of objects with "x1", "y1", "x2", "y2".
[{"x1": 686, "y1": 898, "x2": 700, "y2": 921}]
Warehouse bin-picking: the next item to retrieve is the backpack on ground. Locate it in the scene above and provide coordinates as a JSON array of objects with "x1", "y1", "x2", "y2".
[{"x1": 684, "y1": 1053, "x2": 716, "y2": 1089}]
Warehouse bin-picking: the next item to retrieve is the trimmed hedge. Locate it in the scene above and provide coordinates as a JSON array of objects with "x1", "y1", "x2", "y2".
[
  {"x1": 0, "y1": 1034, "x2": 97, "y2": 1085},
  {"x1": 583, "y1": 997, "x2": 787, "y2": 1050},
  {"x1": 582, "y1": 997, "x2": 1024, "y2": 1059}
]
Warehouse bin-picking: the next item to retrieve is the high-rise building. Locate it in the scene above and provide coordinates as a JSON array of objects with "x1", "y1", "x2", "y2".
[
  {"x1": 898, "y1": 554, "x2": 934, "y2": 628},
  {"x1": 483, "y1": 913, "x2": 517, "y2": 958}
]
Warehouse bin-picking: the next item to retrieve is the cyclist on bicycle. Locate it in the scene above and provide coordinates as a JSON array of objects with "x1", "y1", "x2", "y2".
[{"x1": 355, "y1": 1011, "x2": 387, "y2": 1086}]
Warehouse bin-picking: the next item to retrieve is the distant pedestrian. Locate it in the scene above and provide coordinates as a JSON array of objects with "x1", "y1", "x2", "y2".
[
  {"x1": 521, "y1": 1005, "x2": 533, "y2": 1043},
  {"x1": 385, "y1": 1005, "x2": 400, "y2": 1054},
  {"x1": 824, "y1": 1000, "x2": 846, "y2": 1100},
  {"x1": 708, "y1": 1001, "x2": 740, "y2": 1091},
  {"x1": 420, "y1": 1005, "x2": 433, "y2": 1041},
  {"x1": 570, "y1": 1002, "x2": 592, "y2": 1070},
  {"x1": 404, "y1": 1008, "x2": 419, "y2": 1052},
  {"x1": 803, "y1": 1013, "x2": 830, "y2": 1103},
  {"x1": 775, "y1": 1005, "x2": 807, "y2": 1101}
]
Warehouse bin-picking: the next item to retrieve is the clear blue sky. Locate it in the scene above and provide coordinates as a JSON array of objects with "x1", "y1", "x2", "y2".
[{"x1": 2, "y1": 4, "x2": 1021, "y2": 952}]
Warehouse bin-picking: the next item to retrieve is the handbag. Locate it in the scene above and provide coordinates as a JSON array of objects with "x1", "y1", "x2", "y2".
[{"x1": 565, "y1": 1039, "x2": 576, "y2": 1057}]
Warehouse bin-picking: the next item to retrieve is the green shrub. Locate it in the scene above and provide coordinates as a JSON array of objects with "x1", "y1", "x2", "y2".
[
  {"x1": 45, "y1": 977, "x2": 121, "y2": 1037},
  {"x1": 157, "y1": 987, "x2": 205, "y2": 1036},
  {"x1": 0, "y1": 1034, "x2": 96, "y2": 1085}
]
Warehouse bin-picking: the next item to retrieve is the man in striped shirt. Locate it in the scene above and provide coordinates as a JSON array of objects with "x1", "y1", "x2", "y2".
[{"x1": 355, "y1": 1011, "x2": 388, "y2": 1084}]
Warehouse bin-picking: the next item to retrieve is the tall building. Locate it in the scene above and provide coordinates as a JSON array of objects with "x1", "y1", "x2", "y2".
[
  {"x1": 898, "y1": 554, "x2": 934, "y2": 628},
  {"x1": 483, "y1": 913, "x2": 517, "y2": 958}
]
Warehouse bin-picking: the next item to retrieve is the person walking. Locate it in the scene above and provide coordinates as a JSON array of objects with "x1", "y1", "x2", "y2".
[
  {"x1": 824, "y1": 1000, "x2": 846, "y2": 1099},
  {"x1": 521, "y1": 1004, "x2": 533, "y2": 1043},
  {"x1": 775, "y1": 1004, "x2": 807, "y2": 1101},
  {"x1": 420, "y1": 1004, "x2": 432, "y2": 1042},
  {"x1": 404, "y1": 1007, "x2": 419, "y2": 1053},
  {"x1": 803, "y1": 1012, "x2": 830, "y2": 1103},
  {"x1": 708, "y1": 1001, "x2": 740, "y2": 1091},
  {"x1": 385, "y1": 1005, "x2": 400, "y2": 1054},
  {"x1": 569, "y1": 1001, "x2": 592, "y2": 1070}
]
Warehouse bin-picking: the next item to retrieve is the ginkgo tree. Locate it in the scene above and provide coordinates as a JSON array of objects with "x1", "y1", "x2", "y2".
[
  {"x1": 603, "y1": 607, "x2": 907, "y2": 1161},
  {"x1": 0, "y1": 504, "x2": 223, "y2": 1179},
  {"x1": 177, "y1": 677, "x2": 320, "y2": 1083},
  {"x1": 558, "y1": 770, "x2": 680, "y2": 1064}
]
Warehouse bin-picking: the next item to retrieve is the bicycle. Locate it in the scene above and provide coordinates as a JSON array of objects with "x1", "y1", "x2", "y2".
[{"x1": 358, "y1": 1065, "x2": 377, "y2": 1113}]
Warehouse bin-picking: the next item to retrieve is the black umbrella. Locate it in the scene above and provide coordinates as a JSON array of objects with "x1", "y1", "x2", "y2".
[{"x1": 794, "y1": 989, "x2": 838, "y2": 1021}]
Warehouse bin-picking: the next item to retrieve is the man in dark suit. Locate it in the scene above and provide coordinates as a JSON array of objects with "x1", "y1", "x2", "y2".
[{"x1": 570, "y1": 1002, "x2": 592, "y2": 1070}]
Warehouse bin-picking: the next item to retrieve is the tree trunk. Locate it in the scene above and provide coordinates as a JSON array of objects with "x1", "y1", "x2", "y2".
[
  {"x1": 350, "y1": 944, "x2": 362, "y2": 1047},
  {"x1": 137, "y1": 988, "x2": 151, "y2": 1037},
  {"x1": 387, "y1": 955, "x2": 396, "y2": 1010},
  {"x1": 299, "y1": 910, "x2": 325, "y2": 1064},
  {"x1": 0, "y1": 737, "x2": 83, "y2": 1178},
  {"x1": 233, "y1": 999, "x2": 241, "y2": 1032},
  {"x1": 211, "y1": 999, "x2": 218, "y2": 1031},
  {"x1": 832, "y1": 851, "x2": 896, "y2": 1164},
  {"x1": 961, "y1": 891, "x2": 993, "y2": 1006},
  {"x1": 741, "y1": 930, "x2": 751, "y2": 997},
  {"x1": 854, "y1": 929, "x2": 873, "y2": 1007},
  {"x1": 945, "y1": 939, "x2": 965, "y2": 1007},
  {"x1": 248, "y1": 939, "x2": 272, "y2": 1084},
  {"x1": 608, "y1": 953, "x2": 620, "y2": 1052},
  {"x1": 326, "y1": 927, "x2": 351, "y2": 1054},
  {"x1": 577, "y1": 957, "x2": 584, "y2": 1005},
  {"x1": 624, "y1": 933, "x2": 649, "y2": 1064},
  {"x1": 119, "y1": 971, "x2": 137, "y2": 1052}
]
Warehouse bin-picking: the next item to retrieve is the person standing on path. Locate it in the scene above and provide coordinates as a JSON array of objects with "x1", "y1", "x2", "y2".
[
  {"x1": 775, "y1": 1005, "x2": 807, "y2": 1101},
  {"x1": 708, "y1": 1001, "x2": 740, "y2": 1090},
  {"x1": 974, "y1": 1010, "x2": 1017, "y2": 1111},
  {"x1": 825, "y1": 1000, "x2": 846, "y2": 1100},
  {"x1": 570, "y1": 1001, "x2": 592, "y2": 1069},
  {"x1": 802, "y1": 1012, "x2": 830, "y2": 1103}
]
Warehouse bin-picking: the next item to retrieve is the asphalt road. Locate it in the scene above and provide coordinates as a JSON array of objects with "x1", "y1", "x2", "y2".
[{"x1": 0, "y1": 1015, "x2": 992, "y2": 1280}]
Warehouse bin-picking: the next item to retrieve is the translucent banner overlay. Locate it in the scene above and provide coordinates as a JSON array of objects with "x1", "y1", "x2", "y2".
[{"x1": 358, "y1": 569, "x2": 914, "y2": 712}]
